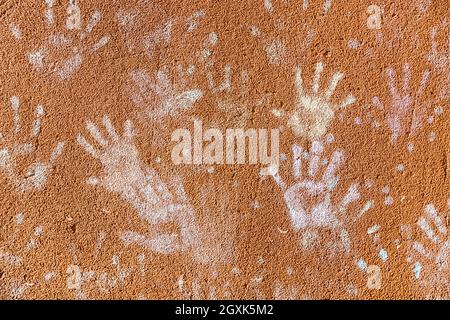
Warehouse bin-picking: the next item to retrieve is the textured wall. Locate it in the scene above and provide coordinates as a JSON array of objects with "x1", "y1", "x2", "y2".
[{"x1": 0, "y1": 0, "x2": 449, "y2": 299}]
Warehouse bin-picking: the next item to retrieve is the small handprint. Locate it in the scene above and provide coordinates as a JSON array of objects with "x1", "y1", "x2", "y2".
[
  {"x1": 372, "y1": 63, "x2": 431, "y2": 143},
  {"x1": 25, "y1": 0, "x2": 110, "y2": 80},
  {"x1": 269, "y1": 140, "x2": 360, "y2": 252},
  {"x1": 205, "y1": 63, "x2": 267, "y2": 127},
  {"x1": 0, "y1": 96, "x2": 65, "y2": 193},
  {"x1": 128, "y1": 65, "x2": 203, "y2": 121},
  {"x1": 410, "y1": 203, "x2": 450, "y2": 297},
  {"x1": 76, "y1": 116, "x2": 199, "y2": 254},
  {"x1": 273, "y1": 62, "x2": 355, "y2": 140}
]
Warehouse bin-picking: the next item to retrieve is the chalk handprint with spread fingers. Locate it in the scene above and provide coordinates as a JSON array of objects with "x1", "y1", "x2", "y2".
[
  {"x1": 409, "y1": 203, "x2": 450, "y2": 298},
  {"x1": 273, "y1": 62, "x2": 355, "y2": 140},
  {"x1": 268, "y1": 140, "x2": 360, "y2": 252},
  {"x1": 371, "y1": 64, "x2": 431, "y2": 144},
  {"x1": 0, "y1": 96, "x2": 65, "y2": 193},
  {"x1": 205, "y1": 63, "x2": 269, "y2": 128},
  {"x1": 22, "y1": 0, "x2": 110, "y2": 80},
  {"x1": 128, "y1": 65, "x2": 203, "y2": 121},
  {"x1": 76, "y1": 116, "x2": 199, "y2": 254}
]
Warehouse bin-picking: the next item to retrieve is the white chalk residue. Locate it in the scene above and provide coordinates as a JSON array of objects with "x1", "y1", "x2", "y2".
[
  {"x1": 274, "y1": 280, "x2": 297, "y2": 300},
  {"x1": 264, "y1": 0, "x2": 273, "y2": 13},
  {"x1": 67, "y1": 252, "x2": 133, "y2": 299},
  {"x1": 302, "y1": 0, "x2": 333, "y2": 14},
  {"x1": 204, "y1": 62, "x2": 262, "y2": 127},
  {"x1": 0, "y1": 96, "x2": 65, "y2": 193},
  {"x1": 186, "y1": 10, "x2": 205, "y2": 32}
]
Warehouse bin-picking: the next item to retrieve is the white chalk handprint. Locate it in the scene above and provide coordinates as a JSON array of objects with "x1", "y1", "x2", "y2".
[
  {"x1": 273, "y1": 62, "x2": 355, "y2": 140},
  {"x1": 0, "y1": 96, "x2": 65, "y2": 193},
  {"x1": 372, "y1": 63, "x2": 431, "y2": 143},
  {"x1": 24, "y1": 0, "x2": 110, "y2": 80},
  {"x1": 269, "y1": 140, "x2": 360, "y2": 252},
  {"x1": 76, "y1": 116, "x2": 199, "y2": 254},
  {"x1": 204, "y1": 63, "x2": 268, "y2": 127},
  {"x1": 128, "y1": 65, "x2": 203, "y2": 121},
  {"x1": 410, "y1": 203, "x2": 450, "y2": 298}
]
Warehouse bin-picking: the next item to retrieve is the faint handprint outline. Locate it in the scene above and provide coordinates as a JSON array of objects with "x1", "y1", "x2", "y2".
[
  {"x1": 0, "y1": 96, "x2": 65, "y2": 193},
  {"x1": 412, "y1": 204, "x2": 450, "y2": 275},
  {"x1": 204, "y1": 63, "x2": 269, "y2": 128},
  {"x1": 25, "y1": 0, "x2": 110, "y2": 80},
  {"x1": 128, "y1": 65, "x2": 203, "y2": 121}
]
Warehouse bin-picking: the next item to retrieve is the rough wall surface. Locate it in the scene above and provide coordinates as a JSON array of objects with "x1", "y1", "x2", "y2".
[{"x1": 0, "y1": 0, "x2": 449, "y2": 299}]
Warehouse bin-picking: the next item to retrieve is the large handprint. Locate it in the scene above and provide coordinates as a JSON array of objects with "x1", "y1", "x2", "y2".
[
  {"x1": 0, "y1": 96, "x2": 65, "y2": 193},
  {"x1": 269, "y1": 140, "x2": 360, "y2": 252},
  {"x1": 76, "y1": 116, "x2": 199, "y2": 254},
  {"x1": 25, "y1": 0, "x2": 109, "y2": 80},
  {"x1": 273, "y1": 62, "x2": 355, "y2": 140},
  {"x1": 372, "y1": 63, "x2": 430, "y2": 143}
]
